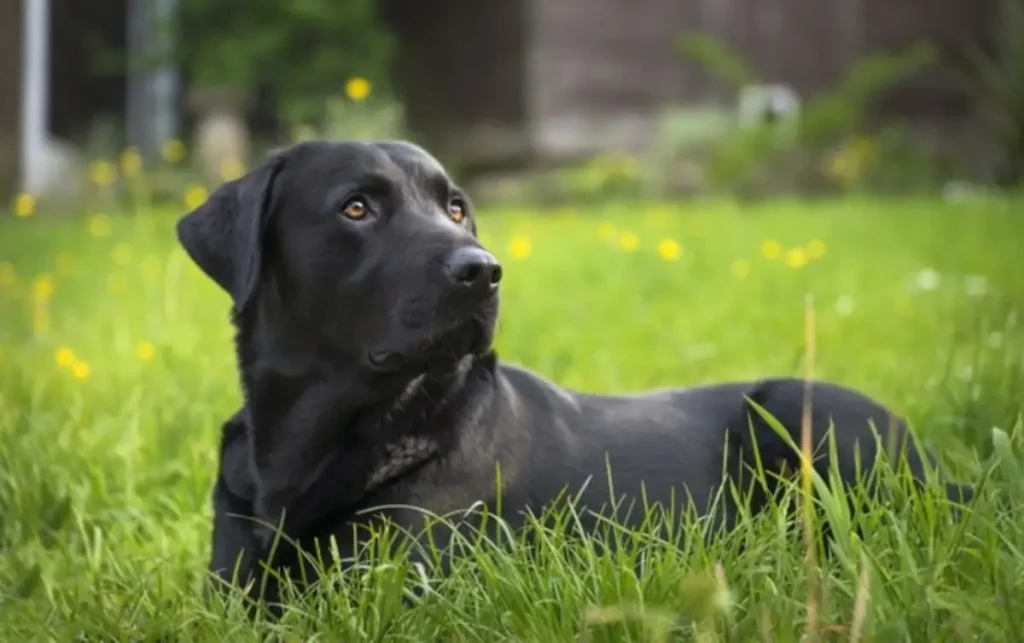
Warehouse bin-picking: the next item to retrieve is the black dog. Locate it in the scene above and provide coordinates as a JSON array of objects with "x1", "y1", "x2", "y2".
[{"x1": 177, "y1": 140, "x2": 972, "y2": 609}]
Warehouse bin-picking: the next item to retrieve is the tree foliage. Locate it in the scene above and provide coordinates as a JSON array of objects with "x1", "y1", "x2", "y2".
[{"x1": 173, "y1": 0, "x2": 394, "y2": 98}]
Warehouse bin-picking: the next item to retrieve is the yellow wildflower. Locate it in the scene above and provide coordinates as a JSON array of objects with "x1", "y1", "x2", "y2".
[
  {"x1": 162, "y1": 139, "x2": 186, "y2": 164},
  {"x1": 71, "y1": 360, "x2": 91, "y2": 380},
  {"x1": 823, "y1": 137, "x2": 874, "y2": 186},
  {"x1": 657, "y1": 239, "x2": 682, "y2": 261},
  {"x1": 219, "y1": 158, "x2": 246, "y2": 182},
  {"x1": 597, "y1": 222, "x2": 617, "y2": 239},
  {"x1": 13, "y1": 192, "x2": 36, "y2": 218},
  {"x1": 731, "y1": 259, "x2": 750, "y2": 279},
  {"x1": 88, "y1": 214, "x2": 112, "y2": 238},
  {"x1": 88, "y1": 160, "x2": 118, "y2": 187},
  {"x1": 120, "y1": 147, "x2": 143, "y2": 178},
  {"x1": 784, "y1": 248, "x2": 808, "y2": 268},
  {"x1": 508, "y1": 236, "x2": 532, "y2": 260},
  {"x1": 55, "y1": 347, "x2": 76, "y2": 368},
  {"x1": 760, "y1": 240, "x2": 782, "y2": 260},
  {"x1": 345, "y1": 77, "x2": 372, "y2": 102},
  {"x1": 619, "y1": 232, "x2": 639, "y2": 251},
  {"x1": 135, "y1": 341, "x2": 155, "y2": 361},
  {"x1": 31, "y1": 274, "x2": 54, "y2": 302},
  {"x1": 184, "y1": 184, "x2": 209, "y2": 210}
]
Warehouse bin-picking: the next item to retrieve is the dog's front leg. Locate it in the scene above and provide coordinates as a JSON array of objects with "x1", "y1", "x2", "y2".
[{"x1": 245, "y1": 376, "x2": 380, "y2": 547}]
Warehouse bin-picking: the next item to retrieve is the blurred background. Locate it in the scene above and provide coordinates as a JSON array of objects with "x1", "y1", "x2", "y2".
[{"x1": 0, "y1": 0, "x2": 1020, "y2": 212}]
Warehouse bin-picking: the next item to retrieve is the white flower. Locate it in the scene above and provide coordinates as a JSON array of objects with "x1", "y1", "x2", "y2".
[
  {"x1": 912, "y1": 268, "x2": 941, "y2": 292},
  {"x1": 942, "y1": 180, "x2": 983, "y2": 203},
  {"x1": 965, "y1": 275, "x2": 988, "y2": 298},
  {"x1": 834, "y1": 295, "x2": 855, "y2": 317}
]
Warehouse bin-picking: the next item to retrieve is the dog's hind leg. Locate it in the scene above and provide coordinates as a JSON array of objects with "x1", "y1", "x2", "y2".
[{"x1": 735, "y1": 377, "x2": 974, "y2": 508}]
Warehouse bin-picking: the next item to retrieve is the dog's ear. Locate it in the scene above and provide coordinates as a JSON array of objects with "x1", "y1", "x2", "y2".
[{"x1": 176, "y1": 149, "x2": 289, "y2": 312}]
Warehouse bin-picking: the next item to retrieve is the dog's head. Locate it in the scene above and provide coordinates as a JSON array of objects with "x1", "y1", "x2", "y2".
[{"x1": 176, "y1": 140, "x2": 501, "y2": 376}]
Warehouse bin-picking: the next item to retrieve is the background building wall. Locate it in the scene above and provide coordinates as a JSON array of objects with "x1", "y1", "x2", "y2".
[{"x1": 0, "y1": 0, "x2": 24, "y2": 196}]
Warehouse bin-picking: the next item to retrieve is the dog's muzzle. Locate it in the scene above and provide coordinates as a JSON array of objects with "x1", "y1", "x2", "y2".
[{"x1": 443, "y1": 246, "x2": 502, "y2": 297}]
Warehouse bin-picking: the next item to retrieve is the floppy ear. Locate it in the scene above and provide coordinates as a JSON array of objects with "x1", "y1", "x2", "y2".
[{"x1": 175, "y1": 150, "x2": 288, "y2": 312}]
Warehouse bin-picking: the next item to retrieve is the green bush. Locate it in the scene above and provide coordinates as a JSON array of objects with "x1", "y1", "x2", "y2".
[
  {"x1": 173, "y1": 0, "x2": 393, "y2": 96},
  {"x1": 967, "y1": 0, "x2": 1024, "y2": 186},
  {"x1": 672, "y1": 34, "x2": 946, "y2": 197}
]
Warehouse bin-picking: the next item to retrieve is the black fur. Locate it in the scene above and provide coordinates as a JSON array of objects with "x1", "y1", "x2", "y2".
[{"x1": 177, "y1": 139, "x2": 974, "y2": 612}]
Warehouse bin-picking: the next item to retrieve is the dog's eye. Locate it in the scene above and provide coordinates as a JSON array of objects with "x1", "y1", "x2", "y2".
[
  {"x1": 340, "y1": 198, "x2": 370, "y2": 220},
  {"x1": 449, "y1": 200, "x2": 466, "y2": 223}
]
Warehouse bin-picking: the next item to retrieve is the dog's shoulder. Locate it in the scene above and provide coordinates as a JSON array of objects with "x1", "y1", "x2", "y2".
[{"x1": 216, "y1": 408, "x2": 257, "y2": 505}]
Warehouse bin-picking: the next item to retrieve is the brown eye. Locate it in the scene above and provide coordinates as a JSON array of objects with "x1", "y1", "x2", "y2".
[
  {"x1": 449, "y1": 200, "x2": 466, "y2": 223},
  {"x1": 341, "y1": 198, "x2": 369, "y2": 220}
]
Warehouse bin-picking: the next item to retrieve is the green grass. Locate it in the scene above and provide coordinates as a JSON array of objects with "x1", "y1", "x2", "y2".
[{"x1": 1, "y1": 197, "x2": 1024, "y2": 641}]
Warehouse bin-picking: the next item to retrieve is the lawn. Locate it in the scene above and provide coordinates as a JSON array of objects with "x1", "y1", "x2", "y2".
[{"x1": 1, "y1": 197, "x2": 1023, "y2": 641}]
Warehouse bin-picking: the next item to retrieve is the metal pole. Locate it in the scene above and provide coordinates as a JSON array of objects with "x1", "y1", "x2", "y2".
[{"x1": 19, "y1": 0, "x2": 50, "y2": 194}]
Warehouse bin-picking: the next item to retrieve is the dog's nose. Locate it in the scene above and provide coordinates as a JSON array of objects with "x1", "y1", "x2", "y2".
[{"x1": 444, "y1": 246, "x2": 503, "y2": 291}]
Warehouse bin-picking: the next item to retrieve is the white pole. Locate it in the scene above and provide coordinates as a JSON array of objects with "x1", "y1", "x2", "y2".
[
  {"x1": 19, "y1": 0, "x2": 50, "y2": 194},
  {"x1": 18, "y1": 0, "x2": 49, "y2": 194}
]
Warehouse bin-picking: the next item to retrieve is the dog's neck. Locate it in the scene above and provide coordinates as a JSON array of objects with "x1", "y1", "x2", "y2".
[{"x1": 231, "y1": 299, "x2": 495, "y2": 540}]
